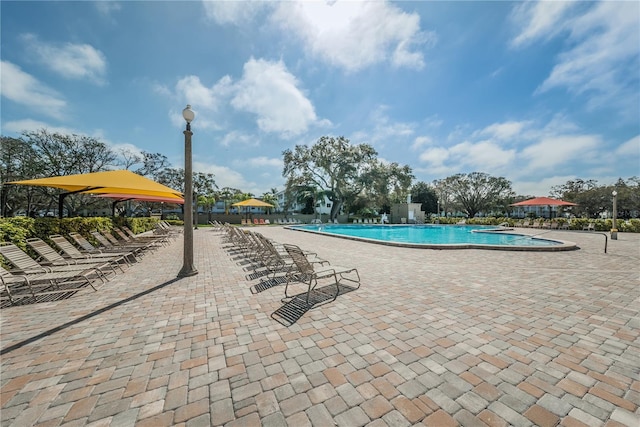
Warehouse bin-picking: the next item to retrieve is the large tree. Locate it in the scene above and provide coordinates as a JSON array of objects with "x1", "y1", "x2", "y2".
[
  {"x1": 261, "y1": 191, "x2": 278, "y2": 214},
  {"x1": 0, "y1": 136, "x2": 43, "y2": 216},
  {"x1": 15, "y1": 129, "x2": 118, "y2": 216},
  {"x1": 282, "y1": 136, "x2": 378, "y2": 220},
  {"x1": 24, "y1": 129, "x2": 115, "y2": 177},
  {"x1": 552, "y1": 177, "x2": 640, "y2": 218},
  {"x1": 365, "y1": 162, "x2": 414, "y2": 214},
  {"x1": 435, "y1": 172, "x2": 514, "y2": 218},
  {"x1": 410, "y1": 181, "x2": 438, "y2": 215},
  {"x1": 216, "y1": 187, "x2": 242, "y2": 214},
  {"x1": 157, "y1": 168, "x2": 216, "y2": 215}
]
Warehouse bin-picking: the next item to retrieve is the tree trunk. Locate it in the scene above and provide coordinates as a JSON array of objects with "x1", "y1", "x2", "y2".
[{"x1": 330, "y1": 199, "x2": 343, "y2": 220}]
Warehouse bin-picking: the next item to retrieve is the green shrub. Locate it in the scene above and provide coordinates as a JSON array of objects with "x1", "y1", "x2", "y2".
[
  {"x1": 0, "y1": 217, "x2": 35, "y2": 250},
  {"x1": 617, "y1": 219, "x2": 637, "y2": 232},
  {"x1": 113, "y1": 216, "x2": 158, "y2": 234}
]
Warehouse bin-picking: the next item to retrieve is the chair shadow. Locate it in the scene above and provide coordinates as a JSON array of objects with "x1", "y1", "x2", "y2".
[
  {"x1": 246, "y1": 268, "x2": 273, "y2": 281},
  {"x1": 1, "y1": 288, "x2": 83, "y2": 309},
  {"x1": 271, "y1": 284, "x2": 357, "y2": 327},
  {"x1": 250, "y1": 276, "x2": 287, "y2": 293}
]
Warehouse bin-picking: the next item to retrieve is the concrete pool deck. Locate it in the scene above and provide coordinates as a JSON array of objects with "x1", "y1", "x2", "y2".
[{"x1": 1, "y1": 226, "x2": 638, "y2": 426}]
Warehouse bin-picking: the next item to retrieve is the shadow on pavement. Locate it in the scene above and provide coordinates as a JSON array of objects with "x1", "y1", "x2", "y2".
[
  {"x1": 271, "y1": 284, "x2": 357, "y2": 327},
  {"x1": 1, "y1": 277, "x2": 182, "y2": 356}
]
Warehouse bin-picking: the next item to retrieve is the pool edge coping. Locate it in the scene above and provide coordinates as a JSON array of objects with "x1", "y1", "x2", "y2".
[{"x1": 284, "y1": 224, "x2": 578, "y2": 252}]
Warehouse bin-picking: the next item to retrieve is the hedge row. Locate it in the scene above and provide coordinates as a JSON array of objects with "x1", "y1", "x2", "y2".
[
  {"x1": 0, "y1": 217, "x2": 161, "y2": 254},
  {"x1": 427, "y1": 216, "x2": 640, "y2": 232}
]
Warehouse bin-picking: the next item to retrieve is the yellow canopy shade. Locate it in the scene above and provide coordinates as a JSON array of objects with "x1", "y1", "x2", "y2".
[
  {"x1": 7, "y1": 170, "x2": 182, "y2": 218},
  {"x1": 8, "y1": 170, "x2": 182, "y2": 198},
  {"x1": 231, "y1": 198, "x2": 274, "y2": 208}
]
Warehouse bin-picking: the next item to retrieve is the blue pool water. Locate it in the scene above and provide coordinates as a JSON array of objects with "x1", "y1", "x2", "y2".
[{"x1": 289, "y1": 224, "x2": 570, "y2": 249}]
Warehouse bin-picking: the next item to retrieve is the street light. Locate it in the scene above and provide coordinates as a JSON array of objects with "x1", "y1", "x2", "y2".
[
  {"x1": 611, "y1": 190, "x2": 618, "y2": 240},
  {"x1": 178, "y1": 105, "x2": 198, "y2": 277}
]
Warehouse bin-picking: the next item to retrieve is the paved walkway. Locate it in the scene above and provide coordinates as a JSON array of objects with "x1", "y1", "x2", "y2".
[{"x1": 1, "y1": 227, "x2": 638, "y2": 426}]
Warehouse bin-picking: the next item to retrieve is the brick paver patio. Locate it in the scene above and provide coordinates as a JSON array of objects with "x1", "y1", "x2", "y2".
[{"x1": 1, "y1": 226, "x2": 638, "y2": 426}]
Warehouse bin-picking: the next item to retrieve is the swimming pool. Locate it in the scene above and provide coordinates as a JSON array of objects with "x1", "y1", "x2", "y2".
[{"x1": 288, "y1": 224, "x2": 576, "y2": 251}]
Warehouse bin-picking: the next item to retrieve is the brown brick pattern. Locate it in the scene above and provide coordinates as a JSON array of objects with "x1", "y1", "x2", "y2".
[{"x1": 1, "y1": 227, "x2": 638, "y2": 426}]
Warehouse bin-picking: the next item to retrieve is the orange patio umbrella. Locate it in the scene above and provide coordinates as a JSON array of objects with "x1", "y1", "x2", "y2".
[
  {"x1": 510, "y1": 196, "x2": 577, "y2": 207},
  {"x1": 510, "y1": 196, "x2": 577, "y2": 219}
]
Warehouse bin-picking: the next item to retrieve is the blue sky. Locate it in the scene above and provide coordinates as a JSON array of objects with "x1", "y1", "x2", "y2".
[{"x1": 2, "y1": 1, "x2": 639, "y2": 197}]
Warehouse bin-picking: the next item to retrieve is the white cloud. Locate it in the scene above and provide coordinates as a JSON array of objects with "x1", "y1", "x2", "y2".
[
  {"x1": 204, "y1": 1, "x2": 433, "y2": 71},
  {"x1": 175, "y1": 75, "x2": 229, "y2": 110},
  {"x1": 219, "y1": 130, "x2": 258, "y2": 148},
  {"x1": 270, "y1": 1, "x2": 433, "y2": 72},
  {"x1": 152, "y1": 83, "x2": 173, "y2": 97},
  {"x1": 512, "y1": 2, "x2": 640, "y2": 117},
  {"x1": 193, "y1": 161, "x2": 245, "y2": 189},
  {"x1": 512, "y1": 175, "x2": 577, "y2": 198},
  {"x1": 202, "y1": 0, "x2": 268, "y2": 25},
  {"x1": 538, "y1": 3, "x2": 639, "y2": 93},
  {"x1": 21, "y1": 34, "x2": 107, "y2": 85},
  {"x1": 0, "y1": 61, "x2": 67, "y2": 119},
  {"x1": 475, "y1": 121, "x2": 529, "y2": 141},
  {"x1": 450, "y1": 140, "x2": 516, "y2": 170},
  {"x1": 166, "y1": 60, "x2": 320, "y2": 136},
  {"x1": 95, "y1": 2, "x2": 121, "y2": 18},
  {"x1": 243, "y1": 156, "x2": 282, "y2": 168},
  {"x1": 615, "y1": 135, "x2": 639, "y2": 157},
  {"x1": 2, "y1": 118, "x2": 74, "y2": 135},
  {"x1": 521, "y1": 135, "x2": 600, "y2": 171},
  {"x1": 411, "y1": 136, "x2": 432, "y2": 151},
  {"x1": 192, "y1": 160, "x2": 281, "y2": 195},
  {"x1": 510, "y1": 1, "x2": 577, "y2": 48},
  {"x1": 419, "y1": 146, "x2": 449, "y2": 166},
  {"x1": 170, "y1": 76, "x2": 233, "y2": 130},
  {"x1": 231, "y1": 58, "x2": 318, "y2": 137},
  {"x1": 354, "y1": 105, "x2": 416, "y2": 148}
]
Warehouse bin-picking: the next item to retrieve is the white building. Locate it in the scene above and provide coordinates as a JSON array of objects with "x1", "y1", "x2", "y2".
[{"x1": 276, "y1": 190, "x2": 336, "y2": 215}]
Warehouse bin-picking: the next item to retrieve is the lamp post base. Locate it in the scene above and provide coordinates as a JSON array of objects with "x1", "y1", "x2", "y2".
[
  {"x1": 610, "y1": 229, "x2": 618, "y2": 240},
  {"x1": 178, "y1": 266, "x2": 199, "y2": 277}
]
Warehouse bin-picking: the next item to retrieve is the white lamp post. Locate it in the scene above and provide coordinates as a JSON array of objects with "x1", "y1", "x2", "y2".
[
  {"x1": 611, "y1": 190, "x2": 618, "y2": 240},
  {"x1": 178, "y1": 105, "x2": 198, "y2": 277}
]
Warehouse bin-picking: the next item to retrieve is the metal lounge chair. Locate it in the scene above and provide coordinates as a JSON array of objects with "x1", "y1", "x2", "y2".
[
  {"x1": 69, "y1": 232, "x2": 138, "y2": 261},
  {"x1": 254, "y1": 234, "x2": 329, "y2": 279},
  {"x1": 113, "y1": 228, "x2": 165, "y2": 250},
  {"x1": 282, "y1": 244, "x2": 360, "y2": 305},
  {"x1": 1, "y1": 265, "x2": 99, "y2": 304},
  {"x1": 0, "y1": 242, "x2": 106, "y2": 278},
  {"x1": 90, "y1": 231, "x2": 146, "y2": 257},
  {"x1": 152, "y1": 222, "x2": 180, "y2": 239},
  {"x1": 0, "y1": 243, "x2": 106, "y2": 287},
  {"x1": 49, "y1": 234, "x2": 132, "y2": 266},
  {"x1": 121, "y1": 226, "x2": 170, "y2": 245},
  {"x1": 26, "y1": 238, "x2": 122, "y2": 276}
]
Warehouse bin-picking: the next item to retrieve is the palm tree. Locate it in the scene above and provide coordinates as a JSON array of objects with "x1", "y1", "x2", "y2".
[
  {"x1": 198, "y1": 194, "x2": 216, "y2": 223},
  {"x1": 295, "y1": 185, "x2": 316, "y2": 217},
  {"x1": 261, "y1": 192, "x2": 277, "y2": 215},
  {"x1": 217, "y1": 187, "x2": 236, "y2": 214},
  {"x1": 295, "y1": 185, "x2": 332, "y2": 220}
]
